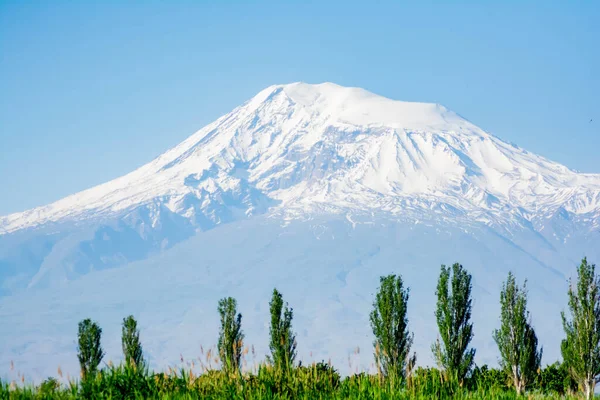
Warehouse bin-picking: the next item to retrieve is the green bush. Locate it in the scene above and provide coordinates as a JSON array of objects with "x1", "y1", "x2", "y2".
[
  {"x1": 468, "y1": 365, "x2": 509, "y2": 392},
  {"x1": 534, "y1": 362, "x2": 577, "y2": 395}
]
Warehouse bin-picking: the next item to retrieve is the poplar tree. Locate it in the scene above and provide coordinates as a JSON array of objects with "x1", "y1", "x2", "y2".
[
  {"x1": 122, "y1": 315, "x2": 145, "y2": 371},
  {"x1": 268, "y1": 288, "x2": 297, "y2": 372},
  {"x1": 432, "y1": 263, "x2": 475, "y2": 384},
  {"x1": 370, "y1": 274, "x2": 414, "y2": 385},
  {"x1": 493, "y1": 272, "x2": 542, "y2": 395},
  {"x1": 561, "y1": 257, "x2": 600, "y2": 400},
  {"x1": 77, "y1": 319, "x2": 105, "y2": 380},
  {"x1": 218, "y1": 297, "x2": 244, "y2": 374}
]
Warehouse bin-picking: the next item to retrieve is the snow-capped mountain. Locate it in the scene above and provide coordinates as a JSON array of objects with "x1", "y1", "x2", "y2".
[
  {"x1": 4, "y1": 82, "x2": 600, "y2": 232},
  {"x1": 2, "y1": 82, "x2": 600, "y2": 293},
  {"x1": 1, "y1": 83, "x2": 599, "y2": 381}
]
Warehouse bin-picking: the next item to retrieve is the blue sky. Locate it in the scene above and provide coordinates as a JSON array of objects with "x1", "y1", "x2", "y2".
[{"x1": 0, "y1": 1, "x2": 598, "y2": 215}]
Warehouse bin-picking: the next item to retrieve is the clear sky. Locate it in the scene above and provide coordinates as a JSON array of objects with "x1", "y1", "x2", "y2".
[{"x1": 0, "y1": 1, "x2": 598, "y2": 215}]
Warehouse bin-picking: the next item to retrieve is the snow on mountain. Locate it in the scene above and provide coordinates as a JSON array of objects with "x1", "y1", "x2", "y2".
[
  {"x1": 1, "y1": 82, "x2": 600, "y2": 381},
  {"x1": 2, "y1": 82, "x2": 600, "y2": 294},
  {"x1": 2, "y1": 82, "x2": 600, "y2": 235}
]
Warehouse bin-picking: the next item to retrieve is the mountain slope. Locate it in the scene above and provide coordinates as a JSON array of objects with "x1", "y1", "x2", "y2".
[
  {"x1": 0, "y1": 215, "x2": 585, "y2": 381},
  {"x1": 1, "y1": 83, "x2": 600, "y2": 294}
]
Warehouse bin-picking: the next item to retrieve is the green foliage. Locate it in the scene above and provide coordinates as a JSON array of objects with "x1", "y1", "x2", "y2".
[
  {"x1": 432, "y1": 263, "x2": 475, "y2": 384},
  {"x1": 370, "y1": 274, "x2": 414, "y2": 385},
  {"x1": 268, "y1": 288, "x2": 297, "y2": 373},
  {"x1": 468, "y1": 365, "x2": 509, "y2": 392},
  {"x1": 523, "y1": 322, "x2": 542, "y2": 382},
  {"x1": 296, "y1": 361, "x2": 341, "y2": 393},
  {"x1": 561, "y1": 257, "x2": 600, "y2": 399},
  {"x1": 78, "y1": 363, "x2": 155, "y2": 399},
  {"x1": 535, "y1": 361, "x2": 577, "y2": 395},
  {"x1": 77, "y1": 318, "x2": 104, "y2": 381},
  {"x1": 217, "y1": 296, "x2": 244, "y2": 374},
  {"x1": 0, "y1": 363, "x2": 585, "y2": 399},
  {"x1": 122, "y1": 315, "x2": 145, "y2": 371},
  {"x1": 409, "y1": 366, "x2": 459, "y2": 398},
  {"x1": 37, "y1": 377, "x2": 61, "y2": 398},
  {"x1": 493, "y1": 272, "x2": 542, "y2": 394}
]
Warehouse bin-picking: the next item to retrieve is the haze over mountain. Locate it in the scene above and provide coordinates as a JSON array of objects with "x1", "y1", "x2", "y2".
[{"x1": 1, "y1": 83, "x2": 599, "y2": 381}]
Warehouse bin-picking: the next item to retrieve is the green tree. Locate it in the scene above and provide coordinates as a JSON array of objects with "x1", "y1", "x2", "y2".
[
  {"x1": 370, "y1": 274, "x2": 414, "y2": 385},
  {"x1": 493, "y1": 272, "x2": 542, "y2": 395},
  {"x1": 432, "y1": 263, "x2": 475, "y2": 385},
  {"x1": 561, "y1": 257, "x2": 600, "y2": 400},
  {"x1": 77, "y1": 318, "x2": 105, "y2": 380},
  {"x1": 122, "y1": 315, "x2": 145, "y2": 370},
  {"x1": 268, "y1": 288, "x2": 297, "y2": 372},
  {"x1": 217, "y1": 297, "x2": 244, "y2": 374}
]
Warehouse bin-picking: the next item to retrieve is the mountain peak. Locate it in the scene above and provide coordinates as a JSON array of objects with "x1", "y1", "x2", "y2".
[{"x1": 249, "y1": 82, "x2": 471, "y2": 133}]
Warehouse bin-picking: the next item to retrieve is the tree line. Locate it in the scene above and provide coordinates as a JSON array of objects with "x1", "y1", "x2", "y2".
[{"x1": 75, "y1": 257, "x2": 600, "y2": 399}]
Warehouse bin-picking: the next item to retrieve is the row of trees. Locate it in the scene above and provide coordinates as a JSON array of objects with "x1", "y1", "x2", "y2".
[
  {"x1": 77, "y1": 316, "x2": 145, "y2": 380},
  {"x1": 369, "y1": 258, "x2": 600, "y2": 399},
  {"x1": 75, "y1": 289, "x2": 296, "y2": 377},
  {"x1": 75, "y1": 258, "x2": 600, "y2": 398},
  {"x1": 369, "y1": 264, "x2": 483, "y2": 391}
]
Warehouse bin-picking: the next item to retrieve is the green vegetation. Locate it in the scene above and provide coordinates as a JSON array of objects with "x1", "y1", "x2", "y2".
[
  {"x1": 268, "y1": 288, "x2": 297, "y2": 373},
  {"x1": 493, "y1": 272, "x2": 542, "y2": 395},
  {"x1": 0, "y1": 362, "x2": 583, "y2": 399},
  {"x1": 561, "y1": 257, "x2": 600, "y2": 399},
  {"x1": 2, "y1": 258, "x2": 599, "y2": 399},
  {"x1": 432, "y1": 263, "x2": 475, "y2": 385},
  {"x1": 370, "y1": 274, "x2": 414, "y2": 387},
  {"x1": 76, "y1": 319, "x2": 104, "y2": 381},
  {"x1": 122, "y1": 315, "x2": 145, "y2": 371},
  {"x1": 217, "y1": 296, "x2": 244, "y2": 375}
]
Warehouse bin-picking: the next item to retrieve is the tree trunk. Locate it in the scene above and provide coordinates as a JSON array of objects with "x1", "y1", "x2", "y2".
[
  {"x1": 512, "y1": 365, "x2": 521, "y2": 396},
  {"x1": 584, "y1": 379, "x2": 592, "y2": 400}
]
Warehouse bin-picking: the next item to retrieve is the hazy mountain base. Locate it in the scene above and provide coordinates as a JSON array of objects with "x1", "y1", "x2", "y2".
[{"x1": 1, "y1": 214, "x2": 591, "y2": 382}]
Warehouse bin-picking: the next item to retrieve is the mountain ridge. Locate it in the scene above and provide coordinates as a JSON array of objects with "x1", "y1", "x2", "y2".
[{"x1": 2, "y1": 82, "x2": 599, "y2": 235}]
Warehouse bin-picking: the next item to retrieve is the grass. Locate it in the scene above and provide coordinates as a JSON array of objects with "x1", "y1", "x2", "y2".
[{"x1": 0, "y1": 360, "x2": 586, "y2": 399}]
